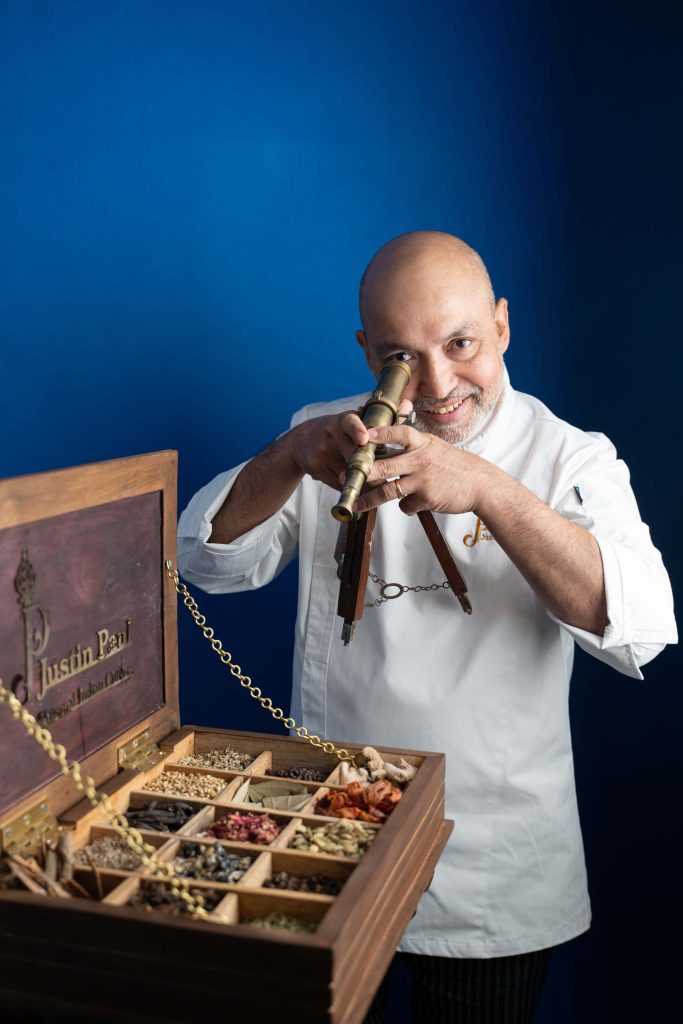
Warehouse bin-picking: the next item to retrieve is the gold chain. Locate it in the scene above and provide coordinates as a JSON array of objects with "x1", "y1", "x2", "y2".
[
  {"x1": 0, "y1": 678, "x2": 216, "y2": 922},
  {"x1": 365, "y1": 572, "x2": 450, "y2": 608},
  {"x1": 166, "y1": 561, "x2": 358, "y2": 768}
]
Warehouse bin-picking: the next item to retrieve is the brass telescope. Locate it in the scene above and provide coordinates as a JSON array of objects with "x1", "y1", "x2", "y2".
[{"x1": 331, "y1": 354, "x2": 412, "y2": 523}]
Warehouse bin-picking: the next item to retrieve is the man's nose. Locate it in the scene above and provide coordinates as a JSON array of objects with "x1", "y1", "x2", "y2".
[{"x1": 415, "y1": 358, "x2": 457, "y2": 400}]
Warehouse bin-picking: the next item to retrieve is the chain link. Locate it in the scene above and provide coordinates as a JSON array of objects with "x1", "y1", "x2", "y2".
[
  {"x1": 364, "y1": 572, "x2": 451, "y2": 608},
  {"x1": 166, "y1": 561, "x2": 358, "y2": 768},
  {"x1": 0, "y1": 678, "x2": 217, "y2": 922}
]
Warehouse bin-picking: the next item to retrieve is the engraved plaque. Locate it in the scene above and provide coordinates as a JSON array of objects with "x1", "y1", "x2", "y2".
[{"x1": 0, "y1": 492, "x2": 164, "y2": 814}]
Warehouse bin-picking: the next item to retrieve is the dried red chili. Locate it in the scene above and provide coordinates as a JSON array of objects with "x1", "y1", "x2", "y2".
[{"x1": 314, "y1": 780, "x2": 401, "y2": 823}]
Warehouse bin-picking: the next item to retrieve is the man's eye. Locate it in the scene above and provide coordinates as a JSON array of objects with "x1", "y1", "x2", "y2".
[
  {"x1": 452, "y1": 338, "x2": 473, "y2": 350},
  {"x1": 387, "y1": 351, "x2": 416, "y2": 362}
]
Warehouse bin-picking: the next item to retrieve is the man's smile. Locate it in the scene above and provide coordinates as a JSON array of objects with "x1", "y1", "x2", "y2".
[{"x1": 418, "y1": 395, "x2": 472, "y2": 424}]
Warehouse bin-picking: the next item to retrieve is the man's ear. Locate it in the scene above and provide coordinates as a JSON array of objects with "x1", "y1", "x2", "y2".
[
  {"x1": 494, "y1": 298, "x2": 510, "y2": 355},
  {"x1": 356, "y1": 330, "x2": 373, "y2": 369}
]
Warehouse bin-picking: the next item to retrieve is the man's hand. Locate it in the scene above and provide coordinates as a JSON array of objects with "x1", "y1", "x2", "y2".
[
  {"x1": 288, "y1": 398, "x2": 415, "y2": 492},
  {"x1": 353, "y1": 423, "x2": 497, "y2": 517},
  {"x1": 210, "y1": 403, "x2": 410, "y2": 545},
  {"x1": 288, "y1": 411, "x2": 371, "y2": 491}
]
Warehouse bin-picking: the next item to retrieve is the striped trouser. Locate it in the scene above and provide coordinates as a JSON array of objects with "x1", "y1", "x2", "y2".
[{"x1": 364, "y1": 948, "x2": 552, "y2": 1024}]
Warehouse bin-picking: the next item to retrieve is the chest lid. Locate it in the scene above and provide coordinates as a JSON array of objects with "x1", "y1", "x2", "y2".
[{"x1": 0, "y1": 452, "x2": 179, "y2": 821}]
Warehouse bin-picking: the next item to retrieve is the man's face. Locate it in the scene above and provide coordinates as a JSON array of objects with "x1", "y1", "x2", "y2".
[{"x1": 357, "y1": 268, "x2": 510, "y2": 444}]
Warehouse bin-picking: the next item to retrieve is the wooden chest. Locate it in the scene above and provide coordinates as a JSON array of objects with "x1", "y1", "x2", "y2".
[{"x1": 0, "y1": 452, "x2": 452, "y2": 1024}]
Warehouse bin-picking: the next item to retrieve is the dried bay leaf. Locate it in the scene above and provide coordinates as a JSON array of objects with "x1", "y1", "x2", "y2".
[{"x1": 241, "y1": 781, "x2": 311, "y2": 811}]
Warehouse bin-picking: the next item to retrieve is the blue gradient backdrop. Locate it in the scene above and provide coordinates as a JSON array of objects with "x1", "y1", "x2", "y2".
[{"x1": 1, "y1": 2, "x2": 680, "y2": 1021}]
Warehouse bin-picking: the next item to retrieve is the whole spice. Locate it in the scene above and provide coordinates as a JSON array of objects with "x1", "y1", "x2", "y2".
[
  {"x1": 267, "y1": 767, "x2": 328, "y2": 783},
  {"x1": 202, "y1": 811, "x2": 282, "y2": 845},
  {"x1": 0, "y1": 857, "x2": 22, "y2": 892},
  {"x1": 172, "y1": 842, "x2": 253, "y2": 884},
  {"x1": 338, "y1": 748, "x2": 417, "y2": 786},
  {"x1": 178, "y1": 747, "x2": 253, "y2": 772},
  {"x1": 289, "y1": 820, "x2": 376, "y2": 859},
  {"x1": 1, "y1": 853, "x2": 73, "y2": 898},
  {"x1": 57, "y1": 832, "x2": 74, "y2": 883},
  {"x1": 75, "y1": 835, "x2": 145, "y2": 871},
  {"x1": 129, "y1": 881, "x2": 222, "y2": 916},
  {"x1": 315, "y1": 780, "x2": 402, "y2": 823},
  {"x1": 361, "y1": 746, "x2": 417, "y2": 784},
  {"x1": 124, "y1": 800, "x2": 197, "y2": 832},
  {"x1": 263, "y1": 871, "x2": 342, "y2": 896},
  {"x1": 233, "y1": 778, "x2": 311, "y2": 812},
  {"x1": 1, "y1": 847, "x2": 89, "y2": 900},
  {"x1": 143, "y1": 770, "x2": 227, "y2": 799},
  {"x1": 246, "y1": 912, "x2": 317, "y2": 933}
]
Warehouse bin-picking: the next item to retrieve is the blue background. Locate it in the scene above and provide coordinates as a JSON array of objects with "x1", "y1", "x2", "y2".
[{"x1": 1, "y1": 2, "x2": 680, "y2": 1021}]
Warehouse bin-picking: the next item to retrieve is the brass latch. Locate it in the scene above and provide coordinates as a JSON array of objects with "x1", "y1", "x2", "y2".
[
  {"x1": 1, "y1": 800, "x2": 60, "y2": 858},
  {"x1": 117, "y1": 728, "x2": 164, "y2": 771}
]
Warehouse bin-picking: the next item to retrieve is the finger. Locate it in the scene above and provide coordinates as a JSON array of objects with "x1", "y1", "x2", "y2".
[
  {"x1": 338, "y1": 438, "x2": 359, "y2": 464},
  {"x1": 340, "y1": 411, "x2": 370, "y2": 446},
  {"x1": 397, "y1": 397, "x2": 413, "y2": 416},
  {"x1": 354, "y1": 479, "x2": 409, "y2": 515},
  {"x1": 396, "y1": 493, "x2": 425, "y2": 516},
  {"x1": 322, "y1": 464, "x2": 349, "y2": 490},
  {"x1": 365, "y1": 455, "x2": 414, "y2": 483},
  {"x1": 366, "y1": 436, "x2": 426, "y2": 480},
  {"x1": 366, "y1": 423, "x2": 421, "y2": 448}
]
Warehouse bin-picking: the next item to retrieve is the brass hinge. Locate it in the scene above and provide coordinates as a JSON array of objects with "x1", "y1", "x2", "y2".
[
  {"x1": 1, "y1": 800, "x2": 60, "y2": 858},
  {"x1": 117, "y1": 728, "x2": 164, "y2": 771}
]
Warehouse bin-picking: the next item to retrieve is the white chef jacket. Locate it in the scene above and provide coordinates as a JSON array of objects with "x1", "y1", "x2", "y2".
[{"x1": 177, "y1": 372, "x2": 677, "y2": 958}]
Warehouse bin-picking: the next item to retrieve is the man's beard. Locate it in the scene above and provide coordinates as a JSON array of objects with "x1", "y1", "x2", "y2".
[{"x1": 412, "y1": 367, "x2": 504, "y2": 445}]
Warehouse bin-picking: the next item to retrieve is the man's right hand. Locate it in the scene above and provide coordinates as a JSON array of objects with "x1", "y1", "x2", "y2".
[
  {"x1": 209, "y1": 409, "x2": 371, "y2": 544},
  {"x1": 288, "y1": 411, "x2": 371, "y2": 491},
  {"x1": 210, "y1": 400, "x2": 413, "y2": 544}
]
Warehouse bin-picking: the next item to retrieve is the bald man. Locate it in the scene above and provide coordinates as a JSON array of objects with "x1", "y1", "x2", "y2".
[{"x1": 179, "y1": 233, "x2": 676, "y2": 1023}]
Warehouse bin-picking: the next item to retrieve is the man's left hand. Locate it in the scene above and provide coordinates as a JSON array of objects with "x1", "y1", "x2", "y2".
[{"x1": 352, "y1": 424, "x2": 498, "y2": 517}]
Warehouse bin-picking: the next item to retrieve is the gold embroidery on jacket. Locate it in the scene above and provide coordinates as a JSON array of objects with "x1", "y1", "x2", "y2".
[{"x1": 463, "y1": 517, "x2": 492, "y2": 547}]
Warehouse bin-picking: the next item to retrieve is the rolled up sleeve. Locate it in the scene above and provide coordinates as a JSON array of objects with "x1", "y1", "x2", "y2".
[
  {"x1": 547, "y1": 435, "x2": 677, "y2": 678},
  {"x1": 177, "y1": 463, "x2": 301, "y2": 594}
]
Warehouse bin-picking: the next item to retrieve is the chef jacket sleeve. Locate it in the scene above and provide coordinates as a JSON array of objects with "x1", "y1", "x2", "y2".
[
  {"x1": 547, "y1": 433, "x2": 677, "y2": 679},
  {"x1": 178, "y1": 462, "x2": 301, "y2": 598},
  {"x1": 177, "y1": 407, "x2": 311, "y2": 593}
]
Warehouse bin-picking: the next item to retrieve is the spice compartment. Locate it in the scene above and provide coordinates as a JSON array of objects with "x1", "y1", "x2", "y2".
[
  {"x1": 161, "y1": 729, "x2": 271, "y2": 776},
  {"x1": 286, "y1": 816, "x2": 381, "y2": 861},
  {"x1": 123, "y1": 793, "x2": 209, "y2": 834},
  {"x1": 105, "y1": 874, "x2": 239, "y2": 921},
  {"x1": 228, "y1": 775, "x2": 323, "y2": 814},
  {"x1": 264, "y1": 749, "x2": 340, "y2": 784},
  {"x1": 190, "y1": 802, "x2": 300, "y2": 849},
  {"x1": 73, "y1": 825, "x2": 171, "y2": 872},
  {"x1": 254, "y1": 849, "x2": 355, "y2": 897},
  {"x1": 153, "y1": 836, "x2": 261, "y2": 886},
  {"x1": 324, "y1": 750, "x2": 423, "y2": 787},
  {"x1": 136, "y1": 762, "x2": 243, "y2": 802},
  {"x1": 235, "y1": 890, "x2": 332, "y2": 933}
]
